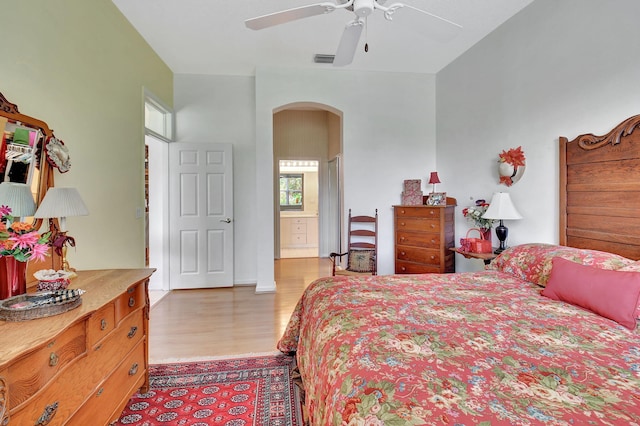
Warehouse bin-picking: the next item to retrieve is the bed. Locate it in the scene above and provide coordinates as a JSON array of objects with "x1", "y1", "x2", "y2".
[{"x1": 277, "y1": 114, "x2": 640, "y2": 425}]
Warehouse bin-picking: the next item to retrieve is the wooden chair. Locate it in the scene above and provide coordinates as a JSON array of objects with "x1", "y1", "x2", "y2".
[{"x1": 329, "y1": 209, "x2": 378, "y2": 276}]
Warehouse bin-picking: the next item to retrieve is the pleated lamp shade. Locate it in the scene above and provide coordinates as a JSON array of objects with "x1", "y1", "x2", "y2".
[
  {"x1": 0, "y1": 182, "x2": 36, "y2": 217},
  {"x1": 34, "y1": 187, "x2": 89, "y2": 232}
]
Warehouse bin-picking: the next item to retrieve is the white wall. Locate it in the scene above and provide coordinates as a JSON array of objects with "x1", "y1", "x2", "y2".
[
  {"x1": 437, "y1": 0, "x2": 640, "y2": 271},
  {"x1": 174, "y1": 74, "x2": 257, "y2": 285},
  {"x1": 255, "y1": 67, "x2": 437, "y2": 290},
  {"x1": 175, "y1": 68, "x2": 436, "y2": 290}
]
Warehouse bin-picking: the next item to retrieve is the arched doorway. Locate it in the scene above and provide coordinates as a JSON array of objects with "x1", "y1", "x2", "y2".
[{"x1": 272, "y1": 103, "x2": 343, "y2": 262}]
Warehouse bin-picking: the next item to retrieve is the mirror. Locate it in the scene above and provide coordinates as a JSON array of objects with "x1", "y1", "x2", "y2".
[
  {"x1": 0, "y1": 92, "x2": 61, "y2": 277},
  {"x1": 0, "y1": 91, "x2": 55, "y2": 215}
]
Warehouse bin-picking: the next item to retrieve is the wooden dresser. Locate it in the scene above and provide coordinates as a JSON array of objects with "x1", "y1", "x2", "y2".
[
  {"x1": 394, "y1": 203, "x2": 456, "y2": 273},
  {"x1": 0, "y1": 268, "x2": 154, "y2": 425}
]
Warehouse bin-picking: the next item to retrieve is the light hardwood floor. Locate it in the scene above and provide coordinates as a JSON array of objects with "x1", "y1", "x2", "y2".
[{"x1": 148, "y1": 257, "x2": 332, "y2": 363}]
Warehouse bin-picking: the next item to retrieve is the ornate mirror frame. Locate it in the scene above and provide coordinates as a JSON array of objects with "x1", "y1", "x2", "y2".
[{"x1": 0, "y1": 91, "x2": 59, "y2": 275}]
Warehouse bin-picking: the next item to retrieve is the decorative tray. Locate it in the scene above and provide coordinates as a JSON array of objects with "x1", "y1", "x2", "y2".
[{"x1": 0, "y1": 289, "x2": 84, "y2": 322}]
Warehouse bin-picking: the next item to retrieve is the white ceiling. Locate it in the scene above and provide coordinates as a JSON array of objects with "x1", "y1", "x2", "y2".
[{"x1": 112, "y1": 0, "x2": 534, "y2": 76}]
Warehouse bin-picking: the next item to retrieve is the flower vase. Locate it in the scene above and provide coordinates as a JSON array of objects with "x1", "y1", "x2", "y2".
[
  {"x1": 0, "y1": 257, "x2": 28, "y2": 300},
  {"x1": 480, "y1": 228, "x2": 492, "y2": 245}
]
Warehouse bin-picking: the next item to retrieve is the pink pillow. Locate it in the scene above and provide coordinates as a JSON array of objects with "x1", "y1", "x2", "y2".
[
  {"x1": 619, "y1": 261, "x2": 640, "y2": 318},
  {"x1": 541, "y1": 257, "x2": 640, "y2": 330}
]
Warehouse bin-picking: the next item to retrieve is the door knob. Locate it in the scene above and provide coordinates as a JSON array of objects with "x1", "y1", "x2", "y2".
[{"x1": 220, "y1": 218, "x2": 232, "y2": 223}]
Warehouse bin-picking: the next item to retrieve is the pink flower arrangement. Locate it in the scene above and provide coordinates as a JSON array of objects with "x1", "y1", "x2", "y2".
[
  {"x1": 462, "y1": 199, "x2": 496, "y2": 230},
  {"x1": 0, "y1": 205, "x2": 51, "y2": 262}
]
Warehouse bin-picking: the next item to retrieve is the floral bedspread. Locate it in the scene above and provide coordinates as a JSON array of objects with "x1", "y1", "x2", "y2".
[{"x1": 277, "y1": 271, "x2": 640, "y2": 425}]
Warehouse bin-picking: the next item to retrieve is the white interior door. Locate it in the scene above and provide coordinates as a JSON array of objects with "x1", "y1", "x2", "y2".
[{"x1": 169, "y1": 143, "x2": 233, "y2": 289}]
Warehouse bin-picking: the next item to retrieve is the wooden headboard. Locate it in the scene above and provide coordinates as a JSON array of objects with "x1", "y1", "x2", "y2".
[{"x1": 560, "y1": 114, "x2": 640, "y2": 260}]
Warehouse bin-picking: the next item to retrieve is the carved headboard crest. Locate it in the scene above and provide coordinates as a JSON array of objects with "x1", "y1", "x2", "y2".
[{"x1": 575, "y1": 114, "x2": 640, "y2": 150}]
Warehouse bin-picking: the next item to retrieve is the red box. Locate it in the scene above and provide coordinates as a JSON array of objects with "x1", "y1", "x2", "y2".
[
  {"x1": 402, "y1": 191, "x2": 423, "y2": 205},
  {"x1": 403, "y1": 179, "x2": 421, "y2": 192}
]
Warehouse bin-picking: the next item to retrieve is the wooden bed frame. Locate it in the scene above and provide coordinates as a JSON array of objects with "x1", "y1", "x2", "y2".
[{"x1": 560, "y1": 114, "x2": 640, "y2": 260}]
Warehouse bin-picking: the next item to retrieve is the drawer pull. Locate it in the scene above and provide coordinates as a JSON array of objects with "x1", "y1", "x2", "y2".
[
  {"x1": 129, "y1": 363, "x2": 139, "y2": 376},
  {"x1": 400, "y1": 251, "x2": 406, "y2": 256},
  {"x1": 431, "y1": 239, "x2": 436, "y2": 244},
  {"x1": 128, "y1": 297, "x2": 135, "y2": 308},
  {"x1": 100, "y1": 318, "x2": 108, "y2": 330},
  {"x1": 429, "y1": 210, "x2": 435, "y2": 215},
  {"x1": 35, "y1": 402, "x2": 58, "y2": 425},
  {"x1": 96, "y1": 387, "x2": 104, "y2": 397},
  {"x1": 430, "y1": 255, "x2": 435, "y2": 260},
  {"x1": 430, "y1": 224, "x2": 435, "y2": 228},
  {"x1": 127, "y1": 326, "x2": 138, "y2": 339},
  {"x1": 49, "y1": 352, "x2": 59, "y2": 367}
]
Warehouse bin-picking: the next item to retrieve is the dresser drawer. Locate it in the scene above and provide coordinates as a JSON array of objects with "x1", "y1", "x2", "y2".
[
  {"x1": 69, "y1": 341, "x2": 146, "y2": 426},
  {"x1": 94, "y1": 308, "x2": 145, "y2": 363},
  {"x1": 395, "y1": 217, "x2": 440, "y2": 232},
  {"x1": 395, "y1": 261, "x2": 442, "y2": 274},
  {"x1": 395, "y1": 207, "x2": 440, "y2": 218},
  {"x1": 292, "y1": 223, "x2": 307, "y2": 233},
  {"x1": 9, "y1": 351, "x2": 91, "y2": 425},
  {"x1": 397, "y1": 231, "x2": 440, "y2": 248},
  {"x1": 87, "y1": 301, "x2": 116, "y2": 348},
  {"x1": 8, "y1": 321, "x2": 86, "y2": 407},
  {"x1": 115, "y1": 281, "x2": 146, "y2": 323},
  {"x1": 290, "y1": 233, "x2": 307, "y2": 245},
  {"x1": 396, "y1": 246, "x2": 440, "y2": 265}
]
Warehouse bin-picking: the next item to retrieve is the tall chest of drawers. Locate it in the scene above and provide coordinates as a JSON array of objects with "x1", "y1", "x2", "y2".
[
  {"x1": 394, "y1": 204, "x2": 456, "y2": 273},
  {"x1": 0, "y1": 268, "x2": 154, "y2": 425}
]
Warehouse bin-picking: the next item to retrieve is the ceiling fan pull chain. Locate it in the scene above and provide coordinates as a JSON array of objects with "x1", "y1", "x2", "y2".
[{"x1": 364, "y1": 17, "x2": 369, "y2": 52}]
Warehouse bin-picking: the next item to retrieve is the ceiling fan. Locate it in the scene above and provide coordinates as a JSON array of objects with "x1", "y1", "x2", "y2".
[{"x1": 245, "y1": 0, "x2": 462, "y2": 66}]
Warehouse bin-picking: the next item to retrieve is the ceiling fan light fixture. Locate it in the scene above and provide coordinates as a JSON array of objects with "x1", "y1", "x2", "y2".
[{"x1": 313, "y1": 54, "x2": 335, "y2": 64}]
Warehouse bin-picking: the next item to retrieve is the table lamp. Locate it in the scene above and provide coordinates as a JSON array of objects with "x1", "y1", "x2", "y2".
[
  {"x1": 0, "y1": 182, "x2": 36, "y2": 219},
  {"x1": 482, "y1": 192, "x2": 522, "y2": 254},
  {"x1": 428, "y1": 171, "x2": 441, "y2": 193},
  {"x1": 34, "y1": 187, "x2": 89, "y2": 272}
]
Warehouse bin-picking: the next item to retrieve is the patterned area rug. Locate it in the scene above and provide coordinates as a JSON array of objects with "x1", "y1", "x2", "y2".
[{"x1": 115, "y1": 353, "x2": 302, "y2": 425}]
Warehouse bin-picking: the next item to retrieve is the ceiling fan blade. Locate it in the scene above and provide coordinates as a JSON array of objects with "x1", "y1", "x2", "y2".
[
  {"x1": 385, "y1": 4, "x2": 462, "y2": 42},
  {"x1": 333, "y1": 20, "x2": 364, "y2": 66},
  {"x1": 245, "y1": 3, "x2": 337, "y2": 30}
]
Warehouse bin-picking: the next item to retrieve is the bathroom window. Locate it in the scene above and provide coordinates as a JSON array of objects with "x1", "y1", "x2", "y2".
[{"x1": 280, "y1": 174, "x2": 303, "y2": 211}]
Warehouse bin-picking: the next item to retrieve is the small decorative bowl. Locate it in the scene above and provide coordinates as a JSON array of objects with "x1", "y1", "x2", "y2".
[
  {"x1": 34, "y1": 269, "x2": 73, "y2": 292},
  {"x1": 37, "y1": 278, "x2": 70, "y2": 292}
]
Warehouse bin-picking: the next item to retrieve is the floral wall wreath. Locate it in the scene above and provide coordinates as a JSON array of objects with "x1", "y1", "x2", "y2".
[{"x1": 498, "y1": 146, "x2": 526, "y2": 186}]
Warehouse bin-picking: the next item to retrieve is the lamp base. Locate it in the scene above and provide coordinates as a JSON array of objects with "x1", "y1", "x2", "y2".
[{"x1": 494, "y1": 220, "x2": 509, "y2": 255}]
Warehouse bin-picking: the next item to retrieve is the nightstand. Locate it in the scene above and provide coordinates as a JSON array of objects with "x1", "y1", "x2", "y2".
[{"x1": 450, "y1": 248, "x2": 497, "y2": 265}]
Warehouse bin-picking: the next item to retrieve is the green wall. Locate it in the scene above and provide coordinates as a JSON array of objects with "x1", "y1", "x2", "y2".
[{"x1": 0, "y1": 0, "x2": 173, "y2": 269}]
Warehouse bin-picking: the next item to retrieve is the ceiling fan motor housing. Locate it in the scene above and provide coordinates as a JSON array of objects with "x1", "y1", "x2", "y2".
[{"x1": 353, "y1": 0, "x2": 374, "y2": 17}]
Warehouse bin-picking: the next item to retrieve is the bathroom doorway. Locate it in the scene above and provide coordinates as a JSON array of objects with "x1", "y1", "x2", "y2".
[{"x1": 278, "y1": 159, "x2": 319, "y2": 258}]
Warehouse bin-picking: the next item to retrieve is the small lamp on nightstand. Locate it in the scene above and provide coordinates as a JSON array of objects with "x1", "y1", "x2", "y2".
[{"x1": 482, "y1": 192, "x2": 522, "y2": 254}]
